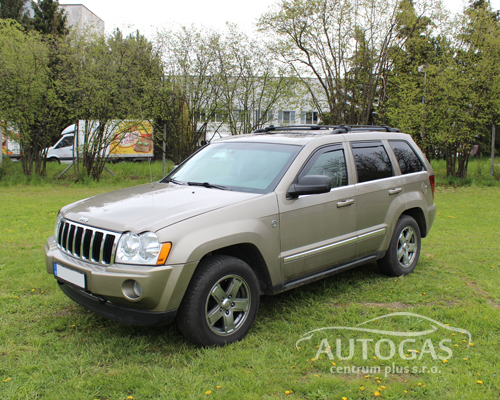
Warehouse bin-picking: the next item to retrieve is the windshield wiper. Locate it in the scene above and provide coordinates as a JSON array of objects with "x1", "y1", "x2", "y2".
[
  {"x1": 187, "y1": 181, "x2": 229, "y2": 190},
  {"x1": 162, "y1": 178, "x2": 186, "y2": 185}
]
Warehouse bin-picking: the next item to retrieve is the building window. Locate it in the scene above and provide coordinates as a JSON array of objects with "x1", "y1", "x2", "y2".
[
  {"x1": 301, "y1": 111, "x2": 319, "y2": 124},
  {"x1": 278, "y1": 111, "x2": 295, "y2": 124}
]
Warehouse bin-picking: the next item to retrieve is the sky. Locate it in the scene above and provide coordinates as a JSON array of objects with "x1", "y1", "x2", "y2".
[{"x1": 61, "y1": 0, "x2": 500, "y2": 39}]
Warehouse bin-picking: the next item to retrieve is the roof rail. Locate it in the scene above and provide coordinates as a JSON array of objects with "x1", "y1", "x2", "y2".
[{"x1": 252, "y1": 124, "x2": 400, "y2": 134}]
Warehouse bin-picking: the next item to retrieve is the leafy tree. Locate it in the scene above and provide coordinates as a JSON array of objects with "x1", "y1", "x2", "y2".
[
  {"x1": 0, "y1": 19, "x2": 64, "y2": 176},
  {"x1": 258, "y1": 0, "x2": 411, "y2": 125},
  {"x1": 72, "y1": 29, "x2": 163, "y2": 180},
  {"x1": 156, "y1": 26, "x2": 226, "y2": 162},
  {"x1": 0, "y1": 0, "x2": 32, "y2": 27},
  {"x1": 31, "y1": 0, "x2": 68, "y2": 36},
  {"x1": 214, "y1": 25, "x2": 299, "y2": 135}
]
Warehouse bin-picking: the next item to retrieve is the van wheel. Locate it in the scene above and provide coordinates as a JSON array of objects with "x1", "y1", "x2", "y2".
[
  {"x1": 47, "y1": 157, "x2": 60, "y2": 164},
  {"x1": 177, "y1": 255, "x2": 260, "y2": 346},
  {"x1": 378, "y1": 215, "x2": 421, "y2": 276}
]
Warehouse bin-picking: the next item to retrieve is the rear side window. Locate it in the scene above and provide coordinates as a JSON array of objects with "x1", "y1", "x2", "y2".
[
  {"x1": 389, "y1": 140, "x2": 425, "y2": 174},
  {"x1": 351, "y1": 141, "x2": 393, "y2": 183},
  {"x1": 301, "y1": 146, "x2": 348, "y2": 189}
]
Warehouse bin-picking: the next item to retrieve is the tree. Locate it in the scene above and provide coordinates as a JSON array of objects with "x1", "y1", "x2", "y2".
[
  {"x1": 259, "y1": 0, "x2": 410, "y2": 125},
  {"x1": 72, "y1": 29, "x2": 163, "y2": 180},
  {"x1": 0, "y1": 20, "x2": 57, "y2": 176},
  {"x1": 155, "y1": 26, "x2": 226, "y2": 162},
  {"x1": 215, "y1": 25, "x2": 298, "y2": 136},
  {"x1": 0, "y1": 0, "x2": 32, "y2": 27},
  {"x1": 31, "y1": 0, "x2": 68, "y2": 36}
]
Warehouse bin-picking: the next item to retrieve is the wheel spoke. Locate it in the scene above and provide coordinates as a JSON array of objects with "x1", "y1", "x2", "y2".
[
  {"x1": 397, "y1": 247, "x2": 405, "y2": 261},
  {"x1": 227, "y1": 277, "x2": 243, "y2": 299},
  {"x1": 405, "y1": 229, "x2": 414, "y2": 243},
  {"x1": 206, "y1": 305, "x2": 223, "y2": 327},
  {"x1": 210, "y1": 285, "x2": 227, "y2": 305},
  {"x1": 407, "y1": 242, "x2": 417, "y2": 253},
  {"x1": 232, "y1": 298, "x2": 249, "y2": 312},
  {"x1": 223, "y1": 312, "x2": 236, "y2": 333},
  {"x1": 403, "y1": 251, "x2": 410, "y2": 266},
  {"x1": 398, "y1": 234, "x2": 406, "y2": 247}
]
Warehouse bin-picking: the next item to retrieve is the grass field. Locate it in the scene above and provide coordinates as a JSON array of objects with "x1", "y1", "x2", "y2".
[{"x1": 1, "y1": 160, "x2": 499, "y2": 399}]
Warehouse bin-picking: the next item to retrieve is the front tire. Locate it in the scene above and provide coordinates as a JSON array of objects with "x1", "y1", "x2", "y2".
[
  {"x1": 378, "y1": 215, "x2": 421, "y2": 276},
  {"x1": 177, "y1": 255, "x2": 260, "y2": 346}
]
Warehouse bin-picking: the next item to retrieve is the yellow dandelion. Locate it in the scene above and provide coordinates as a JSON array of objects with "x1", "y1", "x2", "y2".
[
  {"x1": 311, "y1": 358, "x2": 315, "y2": 362},
  {"x1": 404, "y1": 390, "x2": 408, "y2": 393},
  {"x1": 418, "y1": 383, "x2": 422, "y2": 386},
  {"x1": 3, "y1": 377, "x2": 12, "y2": 383},
  {"x1": 374, "y1": 391, "x2": 381, "y2": 397},
  {"x1": 443, "y1": 359, "x2": 448, "y2": 363},
  {"x1": 360, "y1": 386, "x2": 365, "y2": 391},
  {"x1": 365, "y1": 375, "x2": 370, "y2": 378},
  {"x1": 216, "y1": 386, "x2": 221, "y2": 389},
  {"x1": 469, "y1": 343, "x2": 474, "y2": 346},
  {"x1": 285, "y1": 390, "x2": 293, "y2": 394},
  {"x1": 342, "y1": 398, "x2": 347, "y2": 400},
  {"x1": 127, "y1": 397, "x2": 133, "y2": 400},
  {"x1": 381, "y1": 386, "x2": 386, "y2": 389},
  {"x1": 205, "y1": 390, "x2": 212, "y2": 395},
  {"x1": 477, "y1": 381, "x2": 483, "y2": 384},
  {"x1": 332, "y1": 362, "x2": 336, "y2": 366}
]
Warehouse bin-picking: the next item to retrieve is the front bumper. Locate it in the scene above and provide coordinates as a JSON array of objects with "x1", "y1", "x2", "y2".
[
  {"x1": 45, "y1": 235, "x2": 197, "y2": 324},
  {"x1": 58, "y1": 281, "x2": 177, "y2": 326}
]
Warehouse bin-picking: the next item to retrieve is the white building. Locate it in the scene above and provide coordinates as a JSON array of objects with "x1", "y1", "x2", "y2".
[
  {"x1": 60, "y1": 4, "x2": 105, "y2": 33},
  {"x1": 23, "y1": 2, "x2": 104, "y2": 34}
]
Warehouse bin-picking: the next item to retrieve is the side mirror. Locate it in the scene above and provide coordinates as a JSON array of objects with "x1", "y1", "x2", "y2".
[{"x1": 287, "y1": 175, "x2": 331, "y2": 198}]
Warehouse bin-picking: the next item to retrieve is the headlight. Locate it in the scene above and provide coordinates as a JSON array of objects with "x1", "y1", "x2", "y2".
[{"x1": 116, "y1": 232, "x2": 171, "y2": 265}]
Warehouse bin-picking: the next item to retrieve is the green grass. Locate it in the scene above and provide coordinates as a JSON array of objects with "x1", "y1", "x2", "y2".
[
  {"x1": 1, "y1": 163, "x2": 500, "y2": 399},
  {"x1": 430, "y1": 157, "x2": 500, "y2": 187}
]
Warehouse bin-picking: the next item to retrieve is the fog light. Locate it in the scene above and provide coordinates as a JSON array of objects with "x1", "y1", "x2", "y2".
[
  {"x1": 122, "y1": 279, "x2": 143, "y2": 300},
  {"x1": 133, "y1": 281, "x2": 143, "y2": 297}
]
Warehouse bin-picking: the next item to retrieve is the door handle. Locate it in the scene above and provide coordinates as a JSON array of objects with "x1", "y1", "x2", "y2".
[
  {"x1": 337, "y1": 199, "x2": 354, "y2": 208},
  {"x1": 389, "y1": 188, "x2": 402, "y2": 195}
]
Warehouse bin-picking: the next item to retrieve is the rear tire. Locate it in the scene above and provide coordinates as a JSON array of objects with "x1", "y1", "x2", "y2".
[
  {"x1": 378, "y1": 215, "x2": 421, "y2": 276},
  {"x1": 177, "y1": 255, "x2": 260, "y2": 346}
]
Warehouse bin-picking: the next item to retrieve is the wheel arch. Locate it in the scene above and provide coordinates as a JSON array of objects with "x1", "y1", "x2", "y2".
[
  {"x1": 402, "y1": 207, "x2": 427, "y2": 238},
  {"x1": 196, "y1": 243, "x2": 274, "y2": 296}
]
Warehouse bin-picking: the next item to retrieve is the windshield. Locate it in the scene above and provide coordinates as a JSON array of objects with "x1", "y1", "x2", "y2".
[{"x1": 162, "y1": 141, "x2": 302, "y2": 194}]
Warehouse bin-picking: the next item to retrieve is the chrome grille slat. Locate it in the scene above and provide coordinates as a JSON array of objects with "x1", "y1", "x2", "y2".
[{"x1": 56, "y1": 219, "x2": 119, "y2": 266}]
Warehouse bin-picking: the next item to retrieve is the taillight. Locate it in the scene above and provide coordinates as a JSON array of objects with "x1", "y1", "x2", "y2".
[{"x1": 429, "y1": 175, "x2": 435, "y2": 199}]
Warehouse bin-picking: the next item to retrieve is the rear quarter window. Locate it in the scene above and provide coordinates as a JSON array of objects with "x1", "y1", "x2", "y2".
[
  {"x1": 389, "y1": 140, "x2": 425, "y2": 174},
  {"x1": 351, "y1": 141, "x2": 393, "y2": 183}
]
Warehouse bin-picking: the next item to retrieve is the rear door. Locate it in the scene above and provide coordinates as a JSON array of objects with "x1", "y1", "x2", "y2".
[
  {"x1": 350, "y1": 140, "x2": 406, "y2": 257},
  {"x1": 279, "y1": 143, "x2": 357, "y2": 281}
]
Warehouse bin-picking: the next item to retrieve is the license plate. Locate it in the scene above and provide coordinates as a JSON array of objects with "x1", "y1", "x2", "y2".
[{"x1": 54, "y1": 263, "x2": 86, "y2": 289}]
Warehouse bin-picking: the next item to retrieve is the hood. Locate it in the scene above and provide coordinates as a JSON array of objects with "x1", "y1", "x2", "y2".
[{"x1": 61, "y1": 182, "x2": 260, "y2": 233}]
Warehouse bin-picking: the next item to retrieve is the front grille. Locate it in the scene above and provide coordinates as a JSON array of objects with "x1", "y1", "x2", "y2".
[{"x1": 56, "y1": 219, "x2": 119, "y2": 265}]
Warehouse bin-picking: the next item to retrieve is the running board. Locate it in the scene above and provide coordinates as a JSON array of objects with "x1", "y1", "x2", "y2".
[{"x1": 282, "y1": 255, "x2": 378, "y2": 291}]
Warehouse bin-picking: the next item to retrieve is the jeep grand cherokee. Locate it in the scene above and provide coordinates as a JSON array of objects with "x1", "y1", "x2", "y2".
[{"x1": 45, "y1": 125, "x2": 436, "y2": 346}]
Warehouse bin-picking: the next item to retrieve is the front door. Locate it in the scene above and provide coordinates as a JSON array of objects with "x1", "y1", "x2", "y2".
[{"x1": 278, "y1": 144, "x2": 357, "y2": 281}]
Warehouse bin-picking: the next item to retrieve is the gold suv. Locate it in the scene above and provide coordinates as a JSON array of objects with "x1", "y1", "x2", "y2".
[{"x1": 45, "y1": 125, "x2": 436, "y2": 346}]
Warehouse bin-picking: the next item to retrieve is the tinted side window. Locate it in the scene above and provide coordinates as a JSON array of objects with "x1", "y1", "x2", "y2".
[
  {"x1": 351, "y1": 141, "x2": 393, "y2": 183},
  {"x1": 302, "y1": 147, "x2": 348, "y2": 189},
  {"x1": 389, "y1": 140, "x2": 425, "y2": 174}
]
